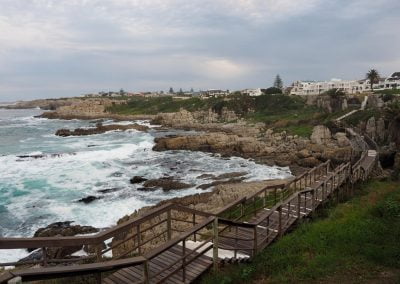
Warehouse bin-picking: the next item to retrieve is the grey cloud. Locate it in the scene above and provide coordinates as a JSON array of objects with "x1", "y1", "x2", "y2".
[{"x1": 0, "y1": 0, "x2": 399, "y2": 101}]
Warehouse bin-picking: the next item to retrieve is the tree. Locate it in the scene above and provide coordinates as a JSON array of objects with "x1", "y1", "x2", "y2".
[
  {"x1": 190, "y1": 88, "x2": 194, "y2": 93},
  {"x1": 273, "y1": 74, "x2": 283, "y2": 89},
  {"x1": 366, "y1": 69, "x2": 380, "y2": 91},
  {"x1": 169, "y1": 87, "x2": 174, "y2": 94},
  {"x1": 178, "y1": 88, "x2": 183, "y2": 95},
  {"x1": 263, "y1": 87, "x2": 282, "y2": 95}
]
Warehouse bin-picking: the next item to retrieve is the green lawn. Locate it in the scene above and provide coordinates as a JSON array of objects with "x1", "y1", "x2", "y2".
[{"x1": 200, "y1": 180, "x2": 400, "y2": 283}]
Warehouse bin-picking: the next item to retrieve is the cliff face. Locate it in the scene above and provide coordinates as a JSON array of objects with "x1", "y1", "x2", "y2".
[
  {"x1": 5, "y1": 99, "x2": 76, "y2": 110},
  {"x1": 153, "y1": 125, "x2": 352, "y2": 168},
  {"x1": 154, "y1": 108, "x2": 239, "y2": 126},
  {"x1": 304, "y1": 94, "x2": 364, "y2": 113}
]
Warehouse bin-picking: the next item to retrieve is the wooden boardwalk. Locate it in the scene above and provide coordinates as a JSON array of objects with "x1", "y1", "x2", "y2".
[
  {"x1": 0, "y1": 147, "x2": 378, "y2": 284},
  {"x1": 104, "y1": 244, "x2": 213, "y2": 284}
]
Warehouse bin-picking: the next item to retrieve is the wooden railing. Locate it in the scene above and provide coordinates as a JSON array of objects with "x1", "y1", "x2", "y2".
[{"x1": 0, "y1": 141, "x2": 379, "y2": 283}]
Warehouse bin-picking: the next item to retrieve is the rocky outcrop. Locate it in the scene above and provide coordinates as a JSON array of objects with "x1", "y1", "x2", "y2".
[
  {"x1": 78, "y1": 196, "x2": 101, "y2": 204},
  {"x1": 197, "y1": 177, "x2": 246, "y2": 190},
  {"x1": 334, "y1": 132, "x2": 351, "y2": 147},
  {"x1": 153, "y1": 126, "x2": 352, "y2": 167},
  {"x1": 311, "y1": 125, "x2": 332, "y2": 145},
  {"x1": 28, "y1": 222, "x2": 99, "y2": 258},
  {"x1": 56, "y1": 123, "x2": 148, "y2": 137},
  {"x1": 155, "y1": 108, "x2": 239, "y2": 126},
  {"x1": 142, "y1": 177, "x2": 194, "y2": 191},
  {"x1": 33, "y1": 221, "x2": 99, "y2": 238},
  {"x1": 153, "y1": 132, "x2": 275, "y2": 158},
  {"x1": 130, "y1": 176, "x2": 148, "y2": 184}
]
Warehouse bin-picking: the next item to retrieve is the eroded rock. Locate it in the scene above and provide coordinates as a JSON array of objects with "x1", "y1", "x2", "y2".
[
  {"x1": 142, "y1": 177, "x2": 193, "y2": 191},
  {"x1": 56, "y1": 123, "x2": 148, "y2": 137}
]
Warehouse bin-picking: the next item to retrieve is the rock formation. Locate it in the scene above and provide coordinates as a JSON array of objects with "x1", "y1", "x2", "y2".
[{"x1": 55, "y1": 123, "x2": 148, "y2": 137}]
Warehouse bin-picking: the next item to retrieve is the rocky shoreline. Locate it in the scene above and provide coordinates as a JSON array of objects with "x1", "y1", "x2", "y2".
[{"x1": 55, "y1": 123, "x2": 149, "y2": 137}]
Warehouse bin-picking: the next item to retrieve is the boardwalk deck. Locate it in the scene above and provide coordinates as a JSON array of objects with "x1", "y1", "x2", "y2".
[{"x1": 103, "y1": 244, "x2": 213, "y2": 284}]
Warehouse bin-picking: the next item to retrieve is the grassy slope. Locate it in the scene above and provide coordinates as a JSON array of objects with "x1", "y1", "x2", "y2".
[
  {"x1": 200, "y1": 180, "x2": 400, "y2": 284},
  {"x1": 107, "y1": 94, "x2": 331, "y2": 137}
]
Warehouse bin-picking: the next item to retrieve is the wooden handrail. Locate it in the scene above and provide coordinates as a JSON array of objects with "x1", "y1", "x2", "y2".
[
  {"x1": 4, "y1": 256, "x2": 146, "y2": 283},
  {"x1": 0, "y1": 203, "x2": 174, "y2": 250},
  {"x1": 144, "y1": 216, "x2": 215, "y2": 260},
  {"x1": 215, "y1": 197, "x2": 246, "y2": 216},
  {"x1": 218, "y1": 218, "x2": 257, "y2": 228},
  {"x1": 0, "y1": 271, "x2": 15, "y2": 284}
]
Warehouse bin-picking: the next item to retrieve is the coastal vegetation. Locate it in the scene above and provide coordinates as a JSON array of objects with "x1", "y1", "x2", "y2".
[
  {"x1": 106, "y1": 94, "x2": 325, "y2": 137},
  {"x1": 201, "y1": 180, "x2": 400, "y2": 283}
]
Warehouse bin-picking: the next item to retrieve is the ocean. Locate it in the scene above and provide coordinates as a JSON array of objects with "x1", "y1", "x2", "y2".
[{"x1": 0, "y1": 108, "x2": 291, "y2": 262}]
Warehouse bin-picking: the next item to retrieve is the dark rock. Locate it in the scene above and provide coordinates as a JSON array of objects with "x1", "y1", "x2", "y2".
[
  {"x1": 214, "y1": 172, "x2": 247, "y2": 180},
  {"x1": 137, "y1": 187, "x2": 157, "y2": 191},
  {"x1": 197, "y1": 177, "x2": 246, "y2": 190},
  {"x1": 78, "y1": 196, "x2": 101, "y2": 204},
  {"x1": 16, "y1": 153, "x2": 76, "y2": 161},
  {"x1": 130, "y1": 176, "x2": 148, "y2": 184},
  {"x1": 97, "y1": 188, "x2": 121, "y2": 194},
  {"x1": 196, "y1": 174, "x2": 216, "y2": 179},
  {"x1": 56, "y1": 123, "x2": 149, "y2": 137},
  {"x1": 29, "y1": 222, "x2": 99, "y2": 257},
  {"x1": 143, "y1": 177, "x2": 193, "y2": 191},
  {"x1": 18, "y1": 249, "x2": 43, "y2": 263},
  {"x1": 33, "y1": 221, "x2": 99, "y2": 238}
]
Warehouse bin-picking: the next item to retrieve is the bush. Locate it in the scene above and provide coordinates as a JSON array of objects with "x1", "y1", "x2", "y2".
[
  {"x1": 263, "y1": 87, "x2": 282, "y2": 95},
  {"x1": 382, "y1": 93, "x2": 395, "y2": 102}
]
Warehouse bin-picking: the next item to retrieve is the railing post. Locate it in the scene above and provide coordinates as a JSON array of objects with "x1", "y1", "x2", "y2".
[
  {"x1": 167, "y1": 209, "x2": 172, "y2": 241},
  {"x1": 182, "y1": 239, "x2": 186, "y2": 282},
  {"x1": 263, "y1": 189, "x2": 267, "y2": 208},
  {"x1": 192, "y1": 213, "x2": 197, "y2": 242},
  {"x1": 311, "y1": 190, "x2": 315, "y2": 211},
  {"x1": 297, "y1": 193, "x2": 301, "y2": 218},
  {"x1": 143, "y1": 259, "x2": 150, "y2": 284},
  {"x1": 42, "y1": 247, "x2": 48, "y2": 267},
  {"x1": 213, "y1": 217, "x2": 219, "y2": 272},
  {"x1": 278, "y1": 206, "x2": 283, "y2": 238},
  {"x1": 96, "y1": 245, "x2": 102, "y2": 261},
  {"x1": 234, "y1": 226, "x2": 238, "y2": 260},
  {"x1": 253, "y1": 197, "x2": 257, "y2": 216},
  {"x1": 253, "y1": 226, "x2": 258, "y2": 256},
  {"x1": 240, "y1": 201, "x2": 245, "y2": 219},
  {"x1": 95, "y1": 244, "x2": 103, "y2": 284},
  {"x1": 137, "y1": 224, "x2": 142, "y2": 255}
]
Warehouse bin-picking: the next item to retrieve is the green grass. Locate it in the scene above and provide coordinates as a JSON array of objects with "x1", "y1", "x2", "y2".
[
  {"x1": 374, "y1": 89, "x2": 400, "y2": 95},
  {"x1": 276, "y1": 125, "x2": 314, "y2": 137},
  {"x1": 200, "y1": 180, "x2": 400, "y2": 284},
  {"x1": 106, "y1": 96, "x2": 212, "y2": 115},
  {"x1": 343, "y1": 108, "x2": 381, "y2": 126}
]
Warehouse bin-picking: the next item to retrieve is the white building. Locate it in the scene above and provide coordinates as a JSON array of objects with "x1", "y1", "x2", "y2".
[
  {"x1": 290, "y1": 72, "x2": 400, "y2": 96},
  {"x1": 241, "y1": 88, "x2": 264, "y2": 96},
  {"x1": 290, "y1": 79, "x2": 368, "y2": 96},
  {"x1": 200, "y1": 89, "x2": 230, "y2": 98},
  {"x1": 375, "y1": 72, "x2": 400, "y2": 91}
]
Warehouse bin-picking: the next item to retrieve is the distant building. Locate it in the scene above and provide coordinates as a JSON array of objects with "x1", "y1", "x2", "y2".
[
  {"x1": 375, "y1": 72, "x2": 400, "y2": 90},
  {"x1": 240, "y1": 88, "x2": 263, "y2": 96},
  {"x1": 290, "y1": 72, "x2": 400, "y2": 96},
  {"x1": 200, "y1": 89, "x2": 230, "y2": 98}
]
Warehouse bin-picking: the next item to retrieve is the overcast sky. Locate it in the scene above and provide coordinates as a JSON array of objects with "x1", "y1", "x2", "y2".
[{"x1": 0, "y1": 0, "x2": 399, "y2": 101}]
